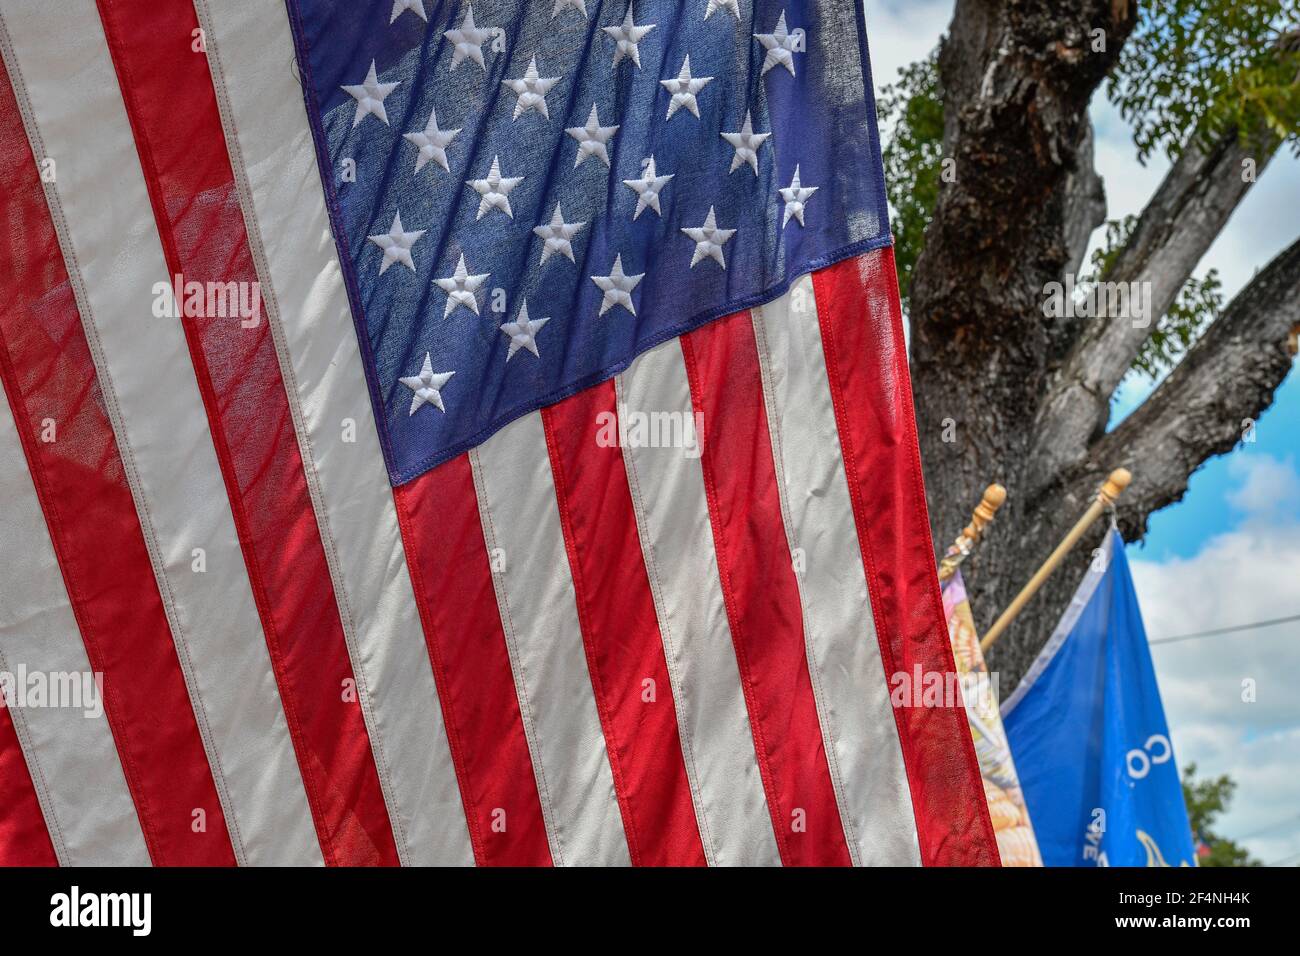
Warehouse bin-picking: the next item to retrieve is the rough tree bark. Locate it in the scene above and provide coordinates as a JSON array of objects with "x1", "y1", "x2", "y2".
[{"x1": 907, "y1": 0, "x2": 1298, "y2": 689}]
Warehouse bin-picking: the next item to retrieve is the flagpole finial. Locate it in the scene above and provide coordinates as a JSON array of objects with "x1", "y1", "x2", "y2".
[
  {"x1": 980, "y1": 467, "x2": 1131, "y2": 654},
  {"x1": 973, "y1": 482, "x2": 1006, "y2": 524},
  {"x1": 962, "y1": 483, "x2": 1007, "y2": 542},
  {"x1": 1099, "y1": 468, "x2": 1131, "y2": 507},
  {"x1": 940, "y1": 483, "x2": 1008, "y2": 583}
]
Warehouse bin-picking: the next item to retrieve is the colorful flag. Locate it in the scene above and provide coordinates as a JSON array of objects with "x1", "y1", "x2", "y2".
[
  {"x1": 1002, "y1": 529, "x2": 1195, "y2": 867},
  {"x1": 942, "y1": 571, "x2": 1043, "y2": 866},
  {"x1": 0, "y1": 0, "x2": 994, "y2": 866}
]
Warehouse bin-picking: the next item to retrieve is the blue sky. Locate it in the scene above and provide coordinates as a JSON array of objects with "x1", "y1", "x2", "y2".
[
  {"x1": 867, "y1": 0, "x2": 1300, "y2": 866},
  {"x1": 1116, "y1": 367, "x2": 1300, "y2": 562}
]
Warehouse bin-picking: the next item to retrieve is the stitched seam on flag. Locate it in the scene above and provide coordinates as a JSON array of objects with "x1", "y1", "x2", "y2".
[
  {"x1": 0, "y1": 13, "x2": 152, "y2": 867},
  {"x1": 0, "y1": 642, "x2": 66, "y2": 863},
  {"x1": 814, "y1": 259, "x2": 998, "y2": 867},
  {"x1": 0, "y1": 334, "x2": 162, "y2": 862},
  {"x1": 678, "y1": 333, "x2": 791, "y2": 865},
  {"x1": 0, "y1": 376, "x2": 68, "y2": 864},
  {"x1": 884, "y1": 265, "x2": 1001, "y2": 865},
  {"x1": 811, "y1": 269, "x2": 925, "y2": 866},
  {"x1": 748, "y1": 305, "x2": 863, "y2": 866},
  {"x1": 612, "y1": 373, "x2": 719, "y2": 867},
  {"x1": 389, "y1": 487, "x2": 488, "y2": 865},
  {"x1": 281, "y1": 0, "x2": 401, "y2": 479},
  {"x1": 539, "y1": 408, "x2": 642, "y2": 866},
  {"x1": 468, "y1": 446, "x2": 566, "y2": 866},
  {"x1": 195, "y1": 0, "x2": 411, "y2": 865},
  {"x1": 0, "y1": 10, "x2": 248, "y2": 867},
  {"x1": 280, "y1": 0, "x2": 895, "y2": 487},
  {"x1": 851, "y1": 0, "x2": 895, "y2": 236},
  {"x1": 97, "y1": 0, "x2": 337, "y2": 867}
]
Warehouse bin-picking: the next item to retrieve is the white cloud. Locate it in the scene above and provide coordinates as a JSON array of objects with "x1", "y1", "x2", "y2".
[
  {"x1": 863, "y1": 0, "x2": 952, "y2": 100},
  {"x1": 1225, "y1": 454, "x2": 1300, "y2": 524},
  {"x1": 1130, "y1": 455, "x2": 1300, "y2": 864}
]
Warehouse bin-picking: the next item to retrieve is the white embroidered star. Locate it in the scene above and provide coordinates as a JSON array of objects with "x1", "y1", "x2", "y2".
[
  {"x1": 603, "y1": 5, "x2": 656, "y2": 69},
  {"x1": 622, "y1": 155, "x2": 674, "y2": 220},
  {"x1": 341, "y1": 61, "x2": 399, "y2": 128},
  {"x1": 501, "y1": 301, "x2": 551, "y2": 361},
  {"x1": 533, "y1": 203, "x2": 586, "y2": 265},
  {"x1": 779, "y1": 164, "x2": 819, "y2": 227},
  {"x1": 434, "y1": 254, "x2": 490, "y2": 318},
  {"x1": 755, "y1": 10, "x2": 800, "y2": 77},
  {"x1": 502, "y1": 56, "x2": 561, "y2": 121},
  {"x1": 403, "y1": 107, "x2": 460, "y2": 174},
  {"x1": 400, "y1": 353, "x2": 454, "y2": 415},
  {"x1": 566, "y1": 104, "x2": 619, "y2": 167},
  {"x1": 444, "y1": 4, "x2": 493, "y2": 71},
  {"x1": 660, "y1": 55, "x2": 713, "y2": 120},
  {"x1": 591, "y1": 254, "x2": 644, "y2": 317},
  {"x1": 466, "y1": 156, "x2": 524, "y2": 220},
  {"x1": 552, "y1": 0, "x2": 587, "y2": 18},
  {"x1": 704, "y1": 0, "x2": 740, "y2": 20},
  {"x1": 389, "y1": 0, "x2": 428, "y2": 24},
  {"x1": 367, "y1": 211, "x2": 425, "y2": 275},
  {"x1": 682, "y1": 206, "x2": 736, "y2": 269},
  {"x1": 721, "y1": 111, "x2": 770, "y2": 175}
]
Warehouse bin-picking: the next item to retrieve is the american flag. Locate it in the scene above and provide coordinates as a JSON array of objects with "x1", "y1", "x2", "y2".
[{"x1": 0, "y1": 0, "x2": 996, "y2": 866}]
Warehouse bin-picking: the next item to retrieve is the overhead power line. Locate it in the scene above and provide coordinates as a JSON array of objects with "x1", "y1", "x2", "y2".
[
  {"x1": 1149, "y1": 613, "x2": 1300, "y2": 646},
  {"x1": 1237, "y1": 813, "x2": 1300, "y2": 842}
]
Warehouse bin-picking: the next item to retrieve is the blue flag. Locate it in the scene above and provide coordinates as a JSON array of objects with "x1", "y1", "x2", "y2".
[{"x1": 1001, "y1": 529, "x2": 1195, "y2": 867}]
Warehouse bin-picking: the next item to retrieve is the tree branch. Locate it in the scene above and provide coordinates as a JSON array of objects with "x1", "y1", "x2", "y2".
[
  {"x1": 1091, "y1": 235, "x2": 1300, "y2": 531},
  {"x1": 1032, "y1": 111, "x2": 1291, "y2": 492},
  {"x1": 1046, "y1": 116, "x2": 1109, "y2": 364},
  {"x1": 1062, "y1": 116, "x2": 1107, "y2": 280}
]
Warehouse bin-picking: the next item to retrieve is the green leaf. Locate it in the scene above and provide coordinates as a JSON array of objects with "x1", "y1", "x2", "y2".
[
  {"x1": 876, "y1": 49, "x2": 944, "y2": 310},
  {"x1": 1108, "y1": 0, "x2": 1300, "y2": 162}
]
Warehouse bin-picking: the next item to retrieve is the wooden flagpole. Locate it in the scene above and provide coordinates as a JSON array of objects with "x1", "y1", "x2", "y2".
[
  {"x1": 937, "y1": 483, "x2": 1007, "y2": 585},
  {"x1": 979, "y1": 468, "x2": 1132, "y2": 654}
]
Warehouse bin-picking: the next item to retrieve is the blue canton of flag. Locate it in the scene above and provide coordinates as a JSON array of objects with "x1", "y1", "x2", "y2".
[
  {"x1": 285, "y1": 0, "x2": 889, "y2": 483},
  {"x1": 1001, "y1": 529, "x2": 1197, "y2": 867}
]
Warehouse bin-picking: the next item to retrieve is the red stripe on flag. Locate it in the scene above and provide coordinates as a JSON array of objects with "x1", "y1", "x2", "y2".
[
  {"x1": 540, "y1": 384, "x2": 708, "y2": 867},
  {"x1": 394, "y1": 456, "x2": 553, "y2": 866},
  {"x1": 681, "y1": 314, "x2": 853, "y2": 866},
  {"x1": 95, "y1": 0, "x2": 397, "y2": 865},
  {"x1": 0, "y1": 49, "x2": 236, "y2": 866},
  {"x1": 0, "y1": 709, "x2": 57, "y2": 866},
  {"x1": 812, "y1": 249, "x2": 1000, "y2": 867}
]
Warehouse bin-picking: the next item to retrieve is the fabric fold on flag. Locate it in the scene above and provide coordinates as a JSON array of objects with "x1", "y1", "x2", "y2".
[{"x1": 0, "y1": 0, "x2": 998, "y2": 867}]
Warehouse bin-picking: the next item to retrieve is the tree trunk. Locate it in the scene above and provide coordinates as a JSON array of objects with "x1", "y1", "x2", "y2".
[{"x1": 909, "y1": 0, "x2": 1137, "y2": 686}]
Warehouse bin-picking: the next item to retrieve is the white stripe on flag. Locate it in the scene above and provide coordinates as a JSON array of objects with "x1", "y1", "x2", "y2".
[
  {"x1": 752, "y1": 279, "x2": 921, "y2": 865},
  {"x1": 470, "y1": 414, "x2": 631, "y2": 866},
  {"x1": 0, "y1": 394, "x2": 149, "y2": 866},
  {"x1": 0, "y1": 0, "x2": 320, "y2": 866},
  {"x1": 616, "y1": 340, "x2": 782, "y2": 866},
  {"x1": 193, "y1": 0, "x2": 473, "y2": 864}
]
